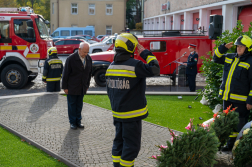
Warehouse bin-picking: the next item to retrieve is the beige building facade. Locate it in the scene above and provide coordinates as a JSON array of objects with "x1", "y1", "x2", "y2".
[
  {"x1": 143, "y1": 0, "x2": 252, "y2": 34},
  {"x1": 50, "y1": 0, "x2": 126, "y2": 36}
]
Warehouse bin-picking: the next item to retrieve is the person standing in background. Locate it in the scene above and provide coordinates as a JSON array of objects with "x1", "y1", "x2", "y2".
[
  {"x1": 42, "y1": 47, "x2": 63, "y2": 92},
  {"x1": 62, "y1": 42, "x2": 92, "y2": 130},
  {"x1": 183, "y1": 44, "x2": 198, "y2": 92}
]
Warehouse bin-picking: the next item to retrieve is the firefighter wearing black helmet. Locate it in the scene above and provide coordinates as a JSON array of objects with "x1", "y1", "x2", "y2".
[
  {"x1": 106, "y1": 33, "x2": 160, "y2": 167},
  {"x1": 213, "y1": 35, "x2": 252, "y2": 151},
  {"x1": 42, "y1": 47, "x2": 63, "y2": 92}
]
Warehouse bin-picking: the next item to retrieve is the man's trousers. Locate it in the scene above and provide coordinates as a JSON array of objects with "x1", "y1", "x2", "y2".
[{"x1": 67, "y1": 94, "x2": 84, "y2": 125}]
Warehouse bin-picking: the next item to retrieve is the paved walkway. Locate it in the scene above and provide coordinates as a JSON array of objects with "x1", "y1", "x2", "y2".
[{"x1": 0, "y1": 94, "x2": 180, "y2": 167}]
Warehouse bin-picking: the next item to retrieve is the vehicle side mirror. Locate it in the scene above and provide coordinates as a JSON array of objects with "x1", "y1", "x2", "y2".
[
  {"x1": 106, "y1": 41, "x2": 110, "y2": 45},
  {"x1": 45, "y1": 20, "x2": 50, "y2": 24}
]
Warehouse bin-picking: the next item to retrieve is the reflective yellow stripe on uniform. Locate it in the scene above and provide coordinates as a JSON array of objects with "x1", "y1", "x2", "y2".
[
  {"x1": 106, "y1": 69, "x2": 136, "y2": 78},
  {"x1": 219, "y1": 89, "x2": 223, "y2": 96},
  {"x1": 229, "y1": 132, "x2": 239, "y2": 137},
  {"x1": 120, "y1": 159, "x2": 134, "y2": 167},
  {"x1": 46, "y1": 77, "x2": 61, "y2": 81},
  {"x1": 230, "y1": 93, "x2": 247, "y2": 101},
  {"x1": 112, "y1": 106, "x2": 148, "y2": 119},
  {"x1": 106, "y1": 65, "x2": 136, "y2": 78},
  {"x1": 215, "y1": 48, "x2": 223, "y2": 58},
  {"x1": 238, "y1": 62, "x2": 250, "y2": 70},
  {"x1": 48, "y1": 59, "x2": 62, "y2": 65},
  {"x1": 225, "y1": 57, "x2": 232, "y2": 64},
  {"x1": 223, "y1": 58, "x2": 239, "y2": 101},
  {"x1": 112, "y1": 155, "x2": 121, "y2": 163},
  {"x1": 146, "y1": 55, "x2": 157, "y2": 64},
  {"x1": 42, "y1": 76, "x2": 46, "y2": 79},
  {"x1": 249, "y1": 90, "x2": 252, "y2": 96}
]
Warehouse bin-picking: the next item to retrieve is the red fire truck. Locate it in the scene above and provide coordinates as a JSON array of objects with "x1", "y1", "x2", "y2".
[
  {"x1": 0, "y1": 7, "x2": 53, "y2": 89},
  {"x1": 91, "y1": 34, "x2": 212, "y2": 87}
]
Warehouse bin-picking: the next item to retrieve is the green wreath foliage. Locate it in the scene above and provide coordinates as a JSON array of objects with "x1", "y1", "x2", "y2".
[
  {"x1": 155, "y1": 121, "x2": 219, "y2": 167},
  {"x1": 210, "y1": 106, "x2": 239, "y2": 148},
  {"x1": 233, "y1": 127, "x2": 252, "y2": 167}
]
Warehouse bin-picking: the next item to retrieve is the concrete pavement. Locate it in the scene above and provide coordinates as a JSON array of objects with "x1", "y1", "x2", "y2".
[{"x1": 0, "y1": 94, "x2": 180, "y2": 167}]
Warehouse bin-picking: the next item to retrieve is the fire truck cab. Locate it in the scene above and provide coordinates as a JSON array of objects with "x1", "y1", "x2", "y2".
[
  {"x1": 90, "y1": 34, "x2": 212, "y2": 87},
  {"x1": 0, "y1": 7, "x2": 53, "y2": 89}
]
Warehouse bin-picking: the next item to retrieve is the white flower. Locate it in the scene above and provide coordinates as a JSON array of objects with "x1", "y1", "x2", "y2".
[
  {"x1": 243, "y1": 128, "x2": 250, "y2": 135},
  {"x1": 234, "y1": 140, "x2": 240, "y2": 147}
]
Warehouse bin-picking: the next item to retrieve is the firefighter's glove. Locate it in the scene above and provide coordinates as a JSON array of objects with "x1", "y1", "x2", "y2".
[
  {"x1": 218, "y1": 43, "x2": 229, "y2": 54},
  {"x1": 140, "y1": 49, "x2": 154, "y2": 61}
]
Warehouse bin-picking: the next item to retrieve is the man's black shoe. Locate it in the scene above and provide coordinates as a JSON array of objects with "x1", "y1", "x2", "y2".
[
  {"x1": 70, "y1": 124, "x2": 77, "y2": 130},
  {"x1": 77, "y1": 123, "x2": 84, "y2": 128}
]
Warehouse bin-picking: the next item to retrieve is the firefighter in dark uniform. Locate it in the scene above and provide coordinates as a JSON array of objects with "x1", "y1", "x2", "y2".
[
  {"x1": 183, "y1": 44, "x2": 198, "y2": 92},
  {"x1": 105, "y1": 33, "x2": 160, "y2": 167},
  {"x1": 213, "y1": 35, "x2": 252, "y2": 151},
  {"x1": 42, "y1": 47, "x2": 63, "y2": 92}
]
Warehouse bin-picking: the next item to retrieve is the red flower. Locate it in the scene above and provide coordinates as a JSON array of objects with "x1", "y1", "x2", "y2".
[
  {"x1": 213, "y1": 113, "x2": 218, "y2": 118},
  {"x1": 223, "y1": 109, "x2": 229, "y2": 114}
]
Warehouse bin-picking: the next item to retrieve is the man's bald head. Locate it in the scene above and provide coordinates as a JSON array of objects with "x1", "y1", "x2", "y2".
[{"x1": 79, "y1": 42, "x2": 90, "y2": 58}]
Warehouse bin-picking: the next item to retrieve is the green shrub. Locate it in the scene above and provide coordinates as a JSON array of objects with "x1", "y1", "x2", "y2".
[
  {"x1": 210, "y1": 106, "x2": 239, "y2": 148},
  {"x1": 135, "y1": 22, "x2": 142, "y2": 30},
  {"x1": 233, "y1": 127, "x2": 252, "y2": 167},
  {"x1": 152, "y1": 119, "x2": 219, "y2": 167},
  {"x1": 199, "y1": 20, "x2": 252, "y2": 109}
]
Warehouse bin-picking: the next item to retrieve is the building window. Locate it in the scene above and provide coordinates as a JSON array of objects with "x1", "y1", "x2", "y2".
[
  {"x1": 52, "y1": 24, "x2": 54, "y2": 32},
  {"x1": 106, "y1": 4, "x2": 113, "y2": 15},
  {"x1": 89, "y1": 4, "x2": 95, "y2": 15},
  {"x1": 71, "y1": 3, "x2": 78, "y2": 15},
  {"x1": 106, "y1": 26, "x2": 112, "y2": 35},
  {"x1": 71, "y1": 24, "x2": 78, "y2": 27},
  {"x1": 52, "y1": 3, "x2": 54, "y2": 14}
]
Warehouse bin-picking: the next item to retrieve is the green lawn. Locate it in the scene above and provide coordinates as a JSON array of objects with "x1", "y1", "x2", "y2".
[
  {"x1": 83, "y1": 95, "x2": 214, "y2": 132},
  {"x1": 0, "y1": 126, "x2": 67, "y2": 167}
]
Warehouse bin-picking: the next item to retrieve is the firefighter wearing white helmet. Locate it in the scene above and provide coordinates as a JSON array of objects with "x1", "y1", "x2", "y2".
[
  {"x1": 213, "y1": 35, "x2": 252, "y2": 151},
  {"x1": 42, "y1": 47, "x2": 63, "y2": 92},
  {"x1": 106, "y1": 33, "x2": 160, "y2": 167}
]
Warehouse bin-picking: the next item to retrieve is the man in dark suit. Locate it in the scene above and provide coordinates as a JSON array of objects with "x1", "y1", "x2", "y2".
[
  {"x1": 62, "y1": 42, "x2": 92, "y2": 130},
  {"x1": 183, "y1": 44, "x2": 198, "y2": 92}
]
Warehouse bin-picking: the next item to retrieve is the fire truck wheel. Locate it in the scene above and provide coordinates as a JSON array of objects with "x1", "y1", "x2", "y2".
[
  {"x1": 93, "y1": 49, "x2": 102, "y2": 53},
  {"x1": 1, "y1": 64, "x2": 28, "y2": 89},
  {"x1": 94, "y1": 69, "x2": 106, "y2": 87}
]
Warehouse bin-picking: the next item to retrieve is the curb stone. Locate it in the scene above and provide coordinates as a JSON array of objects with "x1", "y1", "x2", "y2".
[{"x1": 0, "y1": 123, "x2": 79, "y2": 167}]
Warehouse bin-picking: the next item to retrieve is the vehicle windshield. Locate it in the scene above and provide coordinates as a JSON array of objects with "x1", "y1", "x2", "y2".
[
  {"x1": 102, "y1": 37, "x2": 112, "y2": 43},
  {"x1": 35, "y1": 18, "x2": 49, "y2": 39},
  {"x1": 102, "y1": 36, "x2": 109, "y2": 42}
]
